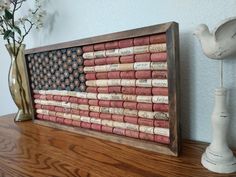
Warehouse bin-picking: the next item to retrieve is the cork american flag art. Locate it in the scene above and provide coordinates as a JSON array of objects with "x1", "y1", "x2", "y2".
[{"x1": 25, "y1": 23, "x2": 180, "y2": 155}]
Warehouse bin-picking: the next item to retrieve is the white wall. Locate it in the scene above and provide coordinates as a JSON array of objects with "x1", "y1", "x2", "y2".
[{"x1": 1, "y1": 0, "x2": 236, "y2": 147}]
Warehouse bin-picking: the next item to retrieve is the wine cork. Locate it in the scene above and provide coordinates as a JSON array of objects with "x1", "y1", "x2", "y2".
[
  {"x1": 39, "y1": 95, "x2": 47, "y2": 100},
  {"x1": 134, "y1": 36, "x2": 150, "y2": 46},
  {"x1": 83, "y1": 52, "x2": 94, "y2": 59},
  {"x1": 109, "y1": 107, "x2": 124, "y2": 115},
  {"x1": 79, "y1": 110, "x2": 89, "y2": 117},
  {"x1": 138, "y1": 118, "x2": 154, "y2": 126},
  {"x1": 63, "y1": 107, "x2": 71, "y2": 113},
  {"x1": 123, "y1": 102, "x2": 137, "y2": 110},
  {"x1": 152, "y1": 87, "x2": 168, "y2": 96},
  {"x1": 152, "y1": 79, "x2": 168, "y2": 87},
  {"x1": 124, "y1": 109, "x2": 138, "y2": 117},
  {"x1": 106, "y1": 49, "x2": 119, "y2": 57},
  {"x1": 121, "y1": 79, "x2": 136, "y2": 87},
  {"x1": 71, "y1": 109, "x2": 80, "y2": 115},
  {"x1": 120, "y1": 55, "x2": 134, "y2": 63},
  {"x1": 86, "y1": 87, "x2": 98, "y2": 93},
  {"x1": 137, "y1": 103, "x2": 153, "y2": 111},
  {"x1": 98, "y1": 93, "x2": 111, "y2": 100},
  {"x1": 136, "y1": 87, "x2": 152, "y2": 95},
  {"x1": 136, "y1": 79, "x2": 152, "y2": 87},
  {"x1": 62, "y1": 102, "x2": 71, "y2": 108},
  {"x1": 109, "y1": 64, "x2": 119, "y2": 71},
  {"x1": 139, "y1": 125, "x2": 154, "y2": 134},
  {"x1": 152, "y1": 96, "x2": 168, "y2": 104},
  {"x1": 53, "y1": 95, "x2": 62, "y2": 101},
  {"x1": 81, "y1": 122, "x2": 91, "y2": 129},
  {"x1": 150, "y1": 34, "x2": 166, "y2": 44},
  {"x1": 49, "y1": 116, "x2": 57, "y2": 122},
  {"x1": 56, "y1": 112, "x2": 64, "y2": 118},
  {"x1": 134, "y1": 62, "x2": 151, "y2": 70},
  {"x1": 151, "y1": 62, "x2": 167, "y2": 70},
  {"x1": 70, "y1": 103, "x2": 79, "y2": 110},
  {"x1": 86, "y1": 73, "x2": 96, "y2": 80},
  {"x1": 113, "y1": 121, "x2": 126, "y2": 129},
  {"x1": 72, "y1": 119, "x2": 81, "y2": 126},
  {"x1": 94, "y1": 51, "x2": 106, "y2": 58},
  {"x1": 95, "y1": 65, "x2": 108, "y2": 72},
  {"x1": 110, "y1": 94, "x2": 123, "y2": 100},
  {"x1": 110, "y1": 101, "x2": 123, "y2": 108},
  {"x1": 98, "y1": 87, "x2": 109, "y2": 93},
  {"x1": 135, "y1": 71, "x2": 151, "y2": 79},
  {"x1": 106, "y1": 56, "x2": 120, "y2": 64},
  {"x1": 126, "y1": 123, "x2": 139, "y2": 131},
  {"x1": 152, "y1": 71, "x2": 168, "y2": 79},
  {"x1": 56, "y1": 117, "x2": 64, "y2": 124},
  {"x1": 96, "y1": 72, "x2": 108, "y2": 79},
  {"x1": 99, "y1": 100, "x2": 110, "y2": 107},
  {"x1": 55, "y1": 106, "x2": 63, "y2": 112},
  {"x1": 69, "y1": 97, "x2": 78, "y2": 103},
  {"x1": 63, "y1": 113, "x2": 72, "y2": 119},
  {"x1": 90, "y1": 112, "x2": 100, "y2": 118},
  {"x1": 153, "y1": 112, "x2": 169, "y2": 120},
  {"x1": 77, "y1": 98, "x2": 89, "y2": 104},
  {"x1": 78, "y1": 104, "x2": 89, "y2": 111},
  {"x1": 95, "y1": 58, "x2": 106, "y2": 65},
  {"x1": 90, "y1": 106, "x2": 100, "y2": 112},
  {"x1": 139, "y1": 132, "x2": 154, "y2": 141},
  {"x1": 154, "y1": 135, "x2": 170, "y2": 144},
  {"x1": 153, "y1": 104, "x2": 169, "y2": 112},
  {"x1": 120, "y1": 71, "x2": 135, "y2": 79},
  {"x1": 151, "y1": 52, "x2": 167, "y2": 62},
  {"x1": 68, "y1": 91, "x2": 77, "y2": 97},
  {"x1": 94, "y1": 43, "x2": 105, "y2": 51},
  {"x1": 86, "y1": 93, "x2": 97, "y2": 99},
  {"x1": 118, "y1": 63, "x2": 133, "y2": 71},
  {"x1": 135, "y1": 53, "x2": 151, "y2": 62},
  {"x1": 123, "y1": 95, "x2": 137, "y2": 102},
  {"x1": 35, "y1": 104, "x2": 42, "y2": 109},
  {"x1": 133, "y1": 45, "x2": 149, "y2": 54},
  {"x1": 100, "y1": 113, "x2": 112, "y2": 120},
  {"x1": 119, "y1": 47, "x2": 134, "y2": 56},
  {"x1": 108, "y1": 79, "x2": 121, "y2": 86},
  {"x1": 88, "y1": 99, "x2": 99, "y2": 106},
  {"x1": 125, "y1": 129, "x2": 139, "y2": 139},
  {"x1": 48, "y1": 110, "x2": 56, "y2": 116},
  {"x1": 138, "y1": 111, "x2": 154, "y2": 119},
  {"x1": 100, "y1": 107, "x2": 110, "y2": 114},
  {"x1": 108, "y1": 71, "x2": 120, "y2": 79},
  {"x1": 81, "y1": 116, "x2": 91, "y2": 123},
  {"x1": 61, "y1": 96, "x2": 70, "y2": 102},
  {"x1": 113, "y1": 128, "x2": 125, "y2": 135},
  {"x1": 154, "y1": 120, "x2": 169, "y2": 128},
  {"x1": 108, "y1": 86, "x2": 121, "y2": 93},
  {"x1": 105, "y1": 41, "x2": 119, "y2": 49},
  {"x1": 122, "y1": 87, "x2": 136, "y2": 95},
  {"x1": 85, "y1": 80, "x2": 97, "y2": 87},
  {"x1": 149, "y1": 44, "x2": 166, "y2": 53},
  {"x1": 91, "y1": 124, "x2": 102, "y2": 131},
  {"x1": 136, "y1": 95, "x2": 152, "y2": 103},
  {"x1": 112, "y1": 114, "x2": 124, "y2": 122},
  {"x1": 101, "y1": 125, "x2": 113, "y2": 133},
  {"x1": 101, "y1": 120, "x2": 113, "y2": 127},
  {"x1": 119, "y1": 39, "x2": 133, "y2": 48},
  {"x1": 84, "y1": 66, "x2": 95, "y2": 73},
  {"x1": 84, "y1": 59, "x2": 95, "y2": 66},
  {"x1": 82, "y1": 45, "x2": 94, "y2": 52},
  {"x1": 33, "y1": 94, "x2": 40, "y2": 99},
  {"x1": 154, "y1": 127, "x2": 169, "y2": 136},
  {"x1": 39, "y1": 90, "x2": 46, "y2": 95}
]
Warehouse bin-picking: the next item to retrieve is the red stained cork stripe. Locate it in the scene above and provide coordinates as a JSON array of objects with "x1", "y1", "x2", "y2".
[
  {"x1": 79, "y1": 110, "x2": 90, "y2": 117},
  {"x1": 61, "y1": 96, "x2": 70, "y2": 102},
  {"x1": 43, "y1": 115, "x2": 50, "y2": 121},
  {"x1": 86, "y1": 73, "x2": 96, "y2": 80},
  {"x1": 149, "y1": 34, "x2": 166, "y2": 44},
  {"x1": 100, "y1": 113, "x2": 112, "y2": 120},
  {"x1": 81, "y1": 122, "x2": 91, "y2": 129},
  {"x1": 152, "y1": 87, "x2": 168, "y2": 96},
  {"x1": 154, "y1": 135, "x2": 170, "y2": 144},
  {"x1": 154, "y1": 120, "x2": 169, "y2": 128},
  {"x1": 138, "y1": 118, "x2": 154, "y2": 126},
  {"x1": 135, "y1": 53, "x2": 151, "y2": 62},
  {"x1": 110, "y1": 101, "x2": 123, "y2": 108},
  {"x1": 109, "y1": 86, "x2": 122, "y2": 93},
  {"x1": 113, "y1": 128, "x2": 125, "y2": 135},
  {"x1": 91, "y1": 124, "x2": 102, "y2": 131},
  {"x1": 153, "y1": 104, "x2": 169, "y2": 112},
  {"x1": 88, "y1": 99, "x2": 99, "y2": 106},
  {"x1": 139, "y1": 132, "x2": 154, "y2": 141},
  {"x1": 36, "y1": 114, "x2": 43, "y2": 119},
  {"x1": 125, "y1": 129, "x2": 139, "y2": 139},
  {"x1": 77, "y1": 98, "x2": 89, "y2": 104},
  {"x1": 69, "y1": 97, "x2": 78, "y2": 103},
  {"x1": 119, "y1": 39, "x2": 133, "y2": 48},
  {"x1": 122, "y1": 87, "x2": 136, "y2": 95},
  {"x1": 135, "y1": 70, "x2": 151, "y2": 79},
  {"x1": 72, "y1": 120, "x2": 81, "y2": 127},
  {"x1": 55, "y1": 107, "x2": 64, "y2": 112},
  {"x1": 151, "y1": 52, "x2": 167, "y2": 62},
  {"x1": 82, "y1": 45, "x2": 94, "y2": 52},
  {"x1": 112, "y1": 114, "x2": 124, "y2": 122},
  {"x1": 120, "y1": 71, "x2": 135, "y2": 79},
  {"x1": 35, "y1": 104, "x2": 42, "y2": 109},
  {"x1": 136, "y1": 87, "x2": 152, "y2": 95},
  {"x1": 56, "y1": 117, "x2": 64, "y2": 124},
  {"x1": 134, "y1": 36, "x2": 150, "y2": 46},
  {"x1": 106, "y1": 57, "x2": 120, "y2": 64},
  {"x1": 96, "y1": 72, "x2": 108, "y2": 79},
  {"x1": 124, "y1": 116, "x2": 138, "y2": 124},
  {"x1": 105, "y1": 41, "x2": 119, "y2": 49},
  {"x1": 101, "y1": 125, "x2": 113, "y2": 133},
  {"x1": 123, "y1": 102, "x2": 137, "y2": 110},
  {"x1": 53, "y1": 95, "x2": 62, "y2": 101},
  {"x1": 64, "y1": 108, "x2": 71, "y2": 113},
  {"x1": 49, "y1": 116, "x2": 57, "y2": 122},
  {"x1": 120, "y1": 55, "x2": 135, "y2": 63},
  {"x1": 46, "y1": 94, "x2": 54, "y2": 100},
  {"x1": 90, "y1": 112, "x2": 100, "y2": 118},
  {"x1": 64, "y1": 119, "x2": 72, "y2": 126},
  {"x1": 108, "y1": 71, "x2": 120, "y2": 79},
  {"x1": 86, "y1": 87, "x2": 98, "y2": 93},
  {"x1": 137, "y1": 103, "x2": 153, "y2": 111},
  {"x1": 34, "y1": 94, "x2": 40, "y2": 99},
  {"x1": 95, "y1": 58, "x2": 106, "y2": 65},
  {"x1": 99, "y1": 100, "x2": 110, "y2": 107},
  {"x1": 84, "y1": 59, "x2": 95, "y2": 66},
  {"x1": 152, "y1": 71, "x2": 168, "y2": 79},
  {"x1": 94, "y1": 43, "x2": 105, "y2": 51},
  {"x1": 98, "y1": 87, "x2": 109, "y2": 93},
  {"x1": 71, "y1": 109, "x2": 80, "y2": 115}
]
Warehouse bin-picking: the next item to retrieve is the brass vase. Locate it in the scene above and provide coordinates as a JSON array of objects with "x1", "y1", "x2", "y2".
[{"x1": 6, "y1": 44, "x2": 31, "y2": 121}]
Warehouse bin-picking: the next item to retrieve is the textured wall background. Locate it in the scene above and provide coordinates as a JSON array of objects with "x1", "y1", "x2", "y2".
[{"x1": 0, "y1": 0, "x2": 236, "y2": 147}]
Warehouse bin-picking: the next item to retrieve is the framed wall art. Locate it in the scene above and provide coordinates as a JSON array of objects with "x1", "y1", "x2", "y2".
[{"x1": 24, "y1": 22, "x2": 180, "y2": 156}]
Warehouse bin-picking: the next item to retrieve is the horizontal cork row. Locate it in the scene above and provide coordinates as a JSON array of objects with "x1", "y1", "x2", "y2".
[
  {"x1": 82, "y1": 34, "x2": 166, "y2": 52},
  {"x1": 33, "y1": 90, "x2": 168, "y2": 104},
  {"x1": 34, "y1": 99, "x2": 169, "y2": 120},
  {"x1": 36, "y1": 109, "x2": 169, "y2": 137},
  {"x1": 36, "y1": 113, "x2": 170, "y2": 144}
]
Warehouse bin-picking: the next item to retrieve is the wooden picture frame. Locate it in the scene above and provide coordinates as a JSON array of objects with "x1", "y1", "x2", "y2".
[{"x1": 24, "y1": 21, "x2": 180, "y2": 156}]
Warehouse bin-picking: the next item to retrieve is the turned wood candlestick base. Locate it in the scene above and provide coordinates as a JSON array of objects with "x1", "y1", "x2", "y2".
[{"x1": 201, "y1": 88, "x2": 236, "y2": 173}]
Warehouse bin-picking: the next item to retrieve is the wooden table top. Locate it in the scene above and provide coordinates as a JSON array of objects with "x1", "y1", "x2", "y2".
[{"x1": 0, "y1": 114, "x2": 235, "y2": 177}]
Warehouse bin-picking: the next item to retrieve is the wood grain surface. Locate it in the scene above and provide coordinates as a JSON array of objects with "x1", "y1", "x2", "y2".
[{"x1": 0, "y1": 113, "x2": 235, "y2": 177}]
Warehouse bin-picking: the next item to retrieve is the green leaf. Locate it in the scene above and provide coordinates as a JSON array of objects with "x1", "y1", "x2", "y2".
[
  {"x1": 3, "y1": 30, "x2": 13, "y2": 40},
  {"x1": 13, "y1": 26, "x2": 21, "y2": 36},
  {"x1": 4, "y1": 9, "x2": 13, "y2": 20}
]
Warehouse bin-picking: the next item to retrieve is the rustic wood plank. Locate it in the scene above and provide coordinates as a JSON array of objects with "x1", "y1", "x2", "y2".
[{"x1": 0, "y1": 114, "x2": 235, "y2": 177}]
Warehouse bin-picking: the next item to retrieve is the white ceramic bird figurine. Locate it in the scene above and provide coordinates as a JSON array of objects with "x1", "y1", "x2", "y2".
[{"x1": 194, "y1": 17, "x2": 236, "y2": 59}]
